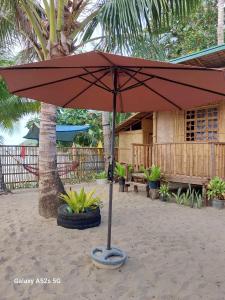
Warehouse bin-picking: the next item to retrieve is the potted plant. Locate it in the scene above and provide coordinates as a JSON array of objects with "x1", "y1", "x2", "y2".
[
  {"x1": 115, "y1": 162, "x2": 126, "y2": 192},
  {"x1": 95, "y1": 171, "x2": 107, "y2": 185},
  {"x1": 57, "y1": 188, "x2": 102, "y2": 229},
  {"x1": 207, "y1": 176, "x2": 225, "y2": 209},
  {"x1": 127, "y1": 164, "x2": 133, "y2": 181},
  {"x1": 159, "y1": 184, "x2": 170, "y2": 202},
  {"x1": 143, "y1": 165, "x2": 161, "y2": 189}
]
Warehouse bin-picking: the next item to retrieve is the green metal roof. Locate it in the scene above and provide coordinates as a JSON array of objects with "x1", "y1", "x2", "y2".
[{"x1": 169, "y1": 44, "x2": 225, "y2": 64}]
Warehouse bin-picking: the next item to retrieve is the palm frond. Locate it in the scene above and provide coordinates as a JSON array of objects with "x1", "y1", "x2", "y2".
[{"x1": 97, "y1": 0, "x2": 201, "y2": 53}]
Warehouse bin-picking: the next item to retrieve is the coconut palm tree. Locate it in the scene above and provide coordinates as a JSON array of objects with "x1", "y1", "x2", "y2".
[
  {"x1": 0, "y1": 0, "x2": 202, "y2": 218},
  {"x1": 218, "y1": 0, "x2": 225, "y2": 44}
]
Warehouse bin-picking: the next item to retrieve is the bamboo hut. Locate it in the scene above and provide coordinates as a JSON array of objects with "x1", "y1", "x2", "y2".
[{"x1": 116, "y1": 44, "x2": 225, "y2": 186}]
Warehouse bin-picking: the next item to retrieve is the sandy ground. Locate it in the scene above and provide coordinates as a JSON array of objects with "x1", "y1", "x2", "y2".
[{"x1": 1, "y1": 183, "x2": 225, "y2": 300}]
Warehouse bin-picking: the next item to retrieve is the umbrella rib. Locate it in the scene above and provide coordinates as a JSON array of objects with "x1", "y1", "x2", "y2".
[
  {"x1": 79, "y1": 75, "x2": 111, "y2": 93},
  {"x1": 2, "y1": 65, "x2": 219, "y2": 72},
  {"x1": 62, "y1": 70, "x2": 110, "y2": 108},
  {"x1": 121, "y1": 67, "x2": 225, "y2": 98},
  {"x1": 83, "y1": 67, "x2": 111, "y2": 91},
  {"x1": 120, "y1": 68, "x2": 143, "y2": 89},
  {"x1": 122, "y1": 69, "x2": 182, "y2": 110},
  {"x1": 11, "y1": 67, "x2": 109, "y2": 93},
  {"x1": 96, "y1": 51, "x2": 116, "y2": 66},
  {"x1": 120, "y1": 77, "x2": 155, "y2": 92}
]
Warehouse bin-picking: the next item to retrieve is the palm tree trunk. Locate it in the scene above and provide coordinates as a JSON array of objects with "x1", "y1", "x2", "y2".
[
  {"x1": 39, "y1": 102, "x2": 65, "y2": 218},
  {"x1": 218, "y1": 0, "x2": 224, "y2": 44},
  {"x1": 102, "y1": 112, "x2": 111, "y2": 172}
]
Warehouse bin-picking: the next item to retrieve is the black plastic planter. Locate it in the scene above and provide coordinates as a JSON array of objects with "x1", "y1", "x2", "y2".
[
  {"x1": 119, "y1": 177, "x2": 125, "y2": 192},
  {"x1": 57, "y1": 204, "x2": 101, "y2": 229},
  {"x1": 149, "y1": 180, "x2": 160, "y2": 189}
]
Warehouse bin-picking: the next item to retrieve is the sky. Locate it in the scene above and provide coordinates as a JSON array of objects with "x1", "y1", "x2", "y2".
[{"x1": 2, "y1": 115, "x2": 32, "y2": 145}]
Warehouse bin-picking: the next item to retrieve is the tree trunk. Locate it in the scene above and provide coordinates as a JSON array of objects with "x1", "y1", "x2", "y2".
[
  {"x1": 39, "y1": 102, "x2": 65, "y2": 218},
  {"x1": 218, "y1": 0, "x2": 224, "y2": 44},
  {"x1": 102, "y1": 112, "x2": 111, "y2": 171}
]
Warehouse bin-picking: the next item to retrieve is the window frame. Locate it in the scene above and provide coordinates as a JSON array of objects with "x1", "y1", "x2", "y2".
[{"x1": 185, "y1": 106, "x2": 218, "y2": 142}]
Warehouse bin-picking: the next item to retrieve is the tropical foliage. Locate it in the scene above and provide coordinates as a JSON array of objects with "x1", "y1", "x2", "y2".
[
  {"x1": 95, "y1": 171, "x2": 107, "y2": 180},
  {"x1": 133, "y1": 0, "x2": 217, "y2": 60},
  {"x1": 207, "y1": 177, "x2": 225, "y2": 200},
  {"x1": 143, "y1": 165, "x2": 161, "y2": 182},
  {"x1": 159, "y1": 184, "x2": 170, "y2": 198},
  {"x1": 59, "y1": 188, "x2": 102, "y2": 214},
  {"x1": 172, "y1": 186, "x2": 203, "y2": 208},
  {"x1": 115, "y1": 162, "x2": 126, "y2": 179}
]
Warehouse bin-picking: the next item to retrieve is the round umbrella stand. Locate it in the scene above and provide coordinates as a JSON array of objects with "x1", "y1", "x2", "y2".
[{"x1": 91, "y1": 246, "x2": 127, "y2": 269}]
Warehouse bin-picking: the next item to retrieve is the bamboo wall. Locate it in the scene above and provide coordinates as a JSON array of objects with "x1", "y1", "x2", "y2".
[
  {"x1": 118, "y1": 117, "x2": 153, "y2": 164},
  {"x1": 155, "y1": 102, "x2": 225, "y2": 144}
]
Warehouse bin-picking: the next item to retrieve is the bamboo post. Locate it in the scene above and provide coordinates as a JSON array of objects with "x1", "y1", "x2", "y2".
[{"x1": 210, "y1": 143, "x2": 216, "y2": 178}]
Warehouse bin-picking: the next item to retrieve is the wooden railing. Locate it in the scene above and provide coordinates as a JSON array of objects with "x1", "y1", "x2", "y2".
[
  {"x1": 132, "y1": 144, "x2": 152, "y2": 170},
  {"x1": 132, "y1": 142, "x2": 225, "y2": 182}
]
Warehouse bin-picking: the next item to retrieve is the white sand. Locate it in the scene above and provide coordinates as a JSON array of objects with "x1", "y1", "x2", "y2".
[{"x1": 1, "y1": 183, "x2": 225, "y2": 300}]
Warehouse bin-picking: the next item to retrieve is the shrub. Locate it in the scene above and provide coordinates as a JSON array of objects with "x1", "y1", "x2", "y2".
[
  {"x1": 115, "y1": 162, "x2": 126, "y2": 178},
  {"x1": 207, "y1": 177, "x2": 225, "y2": 200},
  {"x1": 172, "y1": 185, "x2": 203, "y2": 208},
  {"x1": 143, "y1": 165, "x2": 161, "y2": 181},
  {"x1": 95, "y1": 171, "x2": 107, "y2": 179},
  {"x1": 159, "y1": 184, "x2": 170, "y2": 198}
]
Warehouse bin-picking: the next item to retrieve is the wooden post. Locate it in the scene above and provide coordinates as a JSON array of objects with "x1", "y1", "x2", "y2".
[{"x1": 210, "y1": 143, "x2": 216, "y2": 178}]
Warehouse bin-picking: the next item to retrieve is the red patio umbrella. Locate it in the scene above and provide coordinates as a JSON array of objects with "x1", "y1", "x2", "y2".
[{"x1": 1, "y1": 51, "x2": 225, "y2": 268}]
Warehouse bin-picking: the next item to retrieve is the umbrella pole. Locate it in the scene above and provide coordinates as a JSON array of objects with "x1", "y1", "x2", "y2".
[
  {"x1": 107, "y1": 68, "x2": 117, "y2": 250},
  {"x1": 91, "y1": 68, "x2": 126, "y2": 269}
]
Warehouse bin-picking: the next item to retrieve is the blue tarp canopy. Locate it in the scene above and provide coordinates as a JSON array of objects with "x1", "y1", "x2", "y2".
[{"x1": 23, "y1": 123, "x2": 90, "y2": 142}]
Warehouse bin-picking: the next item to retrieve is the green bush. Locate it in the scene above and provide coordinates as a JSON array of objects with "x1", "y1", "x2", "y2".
[
  {"x1": 95, "y1": 171, "x2": 107, "y2": 179},
  {"x1": 59, "y1": 188, "x2": 102, "y2": 213},
  {"x1": 207, "y1": 177, "x2": 225, "y2": 200}
]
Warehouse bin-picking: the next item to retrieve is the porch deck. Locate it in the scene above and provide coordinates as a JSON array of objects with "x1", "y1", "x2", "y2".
[{"x1": 131, "y1": 142, "x2": 225, "y2": 185}]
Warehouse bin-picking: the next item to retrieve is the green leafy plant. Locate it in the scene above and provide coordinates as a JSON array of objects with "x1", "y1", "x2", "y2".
[
  {"x1": 172, "y1": 185, "x2": 203, "y2": 208},
  {"x1": 207, "y1": 177, "x2": 225, "y2": 200},
  {"x1": 115, "y1": 162, "x2": 126, "y2": 178},
  {"x1": 95, "y1": 171, "x2": 107, "y2": 179},
  {"x1": 59, "y1": 188, "x2": 102, "y2": 214},
  {"x1": 159, "y1": 184, "x2": 170, "y2": 198},
  {"x1": 172, "y1": 187, "x2": 183, "y2": 204},
  {"x1": 143, "y1": 165, "x2": 161, "y2": 181},
  {"x1": 128, "y1": 164, "x2": 133, "y2": 174}
]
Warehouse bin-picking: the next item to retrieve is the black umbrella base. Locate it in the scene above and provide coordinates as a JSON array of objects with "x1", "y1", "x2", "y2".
[{"x1": 91, "y1": 246, "x2": 127, "y2": 269}]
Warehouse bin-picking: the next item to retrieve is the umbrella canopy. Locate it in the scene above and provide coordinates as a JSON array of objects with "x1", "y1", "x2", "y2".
[
  {"x1": 1, "y1": 51, "x2": 225, "y2": 113},
  {"x1": 23, "y1": 123, "x2": 90, "y2": 142},
  {"x1": 2, "y1": 51, "x2": 225, "y2": 266}
]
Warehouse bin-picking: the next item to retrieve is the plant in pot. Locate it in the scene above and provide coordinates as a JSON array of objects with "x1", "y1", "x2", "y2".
[
  {"x1": 143, "y1": 165, "x2": 161, "y2": 189},
  {"x1": 159, "y1": 184, "x2": 170, "y2": 202},
  {"x1": 207, "y1": 176, "x2": 225, "y2": 209},
  {"x1": 127, "y1": 164, "x2": 133, "y2": 181},
  {"x1": 57, "y1": 188, "x2": 102, "y2": 229},
  {"x1": 115, "y1": 162, "x2": 126, "y2": 192},
  {"x1": 95, "y1": 171, "x2": 108, "y2": 185}
]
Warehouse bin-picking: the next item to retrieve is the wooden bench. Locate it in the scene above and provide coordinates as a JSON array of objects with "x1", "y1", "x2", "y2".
[{"x1": 125, "y1": 181, "x2": 150, "y2": 197}]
